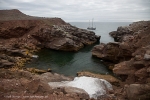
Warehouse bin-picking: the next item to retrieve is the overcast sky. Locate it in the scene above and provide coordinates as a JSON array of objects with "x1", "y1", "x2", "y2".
[{"x1": 0, "y1": 0, "x2": 150, "y2": 22}]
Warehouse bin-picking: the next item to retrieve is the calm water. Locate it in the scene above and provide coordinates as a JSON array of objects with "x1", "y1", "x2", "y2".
[{"x1": 26, "y1": 22, "x2": 132, "y2": 76}]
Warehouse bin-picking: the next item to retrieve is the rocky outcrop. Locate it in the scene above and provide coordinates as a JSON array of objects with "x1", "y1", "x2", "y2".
[
  {"x1": 32, "y1": 25, "x2": 100, "y2": 51},
  {"x1": 109, "y1": 21, "x2": 149, "y2": 42},
  {"x1": 92, "y1": 21, "x2": 150, "y2": 99}
]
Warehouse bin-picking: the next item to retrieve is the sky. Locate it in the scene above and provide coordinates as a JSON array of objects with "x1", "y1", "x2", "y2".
[{"x1": 0, "y1": 0, "x2": 150, "y2": 22}]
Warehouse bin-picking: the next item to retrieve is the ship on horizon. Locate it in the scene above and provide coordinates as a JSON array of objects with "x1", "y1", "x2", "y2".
[{"x1": 87, "y1": 18, "x2": 96, "y2": 30}]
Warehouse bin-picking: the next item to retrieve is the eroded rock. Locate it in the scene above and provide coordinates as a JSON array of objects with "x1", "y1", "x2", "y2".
[
  {"x1": 126, "y1": 84, "x2": 150, "y2": 100},
  {"x1": 77, "y1": 71, "x2": 120, "y2": 86}
]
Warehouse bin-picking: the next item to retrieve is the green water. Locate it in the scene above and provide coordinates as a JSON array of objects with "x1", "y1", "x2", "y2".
[{"x1": 26, "y1": 42, "x2": 111, "y2": 76}]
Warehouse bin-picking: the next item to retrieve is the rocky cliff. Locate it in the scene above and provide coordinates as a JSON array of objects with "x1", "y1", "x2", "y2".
[{"x1": 92, "y1": 21, "x2": 150, "y2": 100}]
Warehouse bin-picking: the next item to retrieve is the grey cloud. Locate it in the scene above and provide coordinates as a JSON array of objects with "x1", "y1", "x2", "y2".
[{"x1": 0, "y1": 0, "x2": 150, "y2": 22}]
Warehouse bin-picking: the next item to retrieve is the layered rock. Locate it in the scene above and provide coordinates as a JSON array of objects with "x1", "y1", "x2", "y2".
[{"x1": 92, "y1": 21, "x2": 150, "y2": 99}]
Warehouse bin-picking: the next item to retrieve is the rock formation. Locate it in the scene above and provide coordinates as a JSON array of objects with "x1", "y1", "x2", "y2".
[{"x1": 92, "y1": 21, "x2": 150, "y2": 100}]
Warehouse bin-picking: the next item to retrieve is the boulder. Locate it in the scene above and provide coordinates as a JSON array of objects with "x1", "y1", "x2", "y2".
[
  {"x1": 126, "y1": 84, "x2": 150, "y2": 100},
  {"x1": 64, "y1": 87, "x2": 90, "y2": 99}
]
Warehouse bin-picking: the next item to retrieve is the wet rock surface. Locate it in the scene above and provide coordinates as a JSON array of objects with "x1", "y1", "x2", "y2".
[{"x1": 92, "y1": 21, "x2": 150, "y2": 99}]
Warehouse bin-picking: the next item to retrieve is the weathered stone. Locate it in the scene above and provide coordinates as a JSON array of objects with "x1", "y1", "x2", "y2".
[
  {"x1": 64, "y1": 87, "x2": 89, "y2": 99},
  {"x1": 113, "y1": 61, "x2": 134, "y2": 75},
  {"x1": 77, "y1": 71, "x2": 120, "y2": 86},
  {"x1": 134, "y1": 68, "x2": 148, "y2": 78},
  {"x1": 126, "y1": 84, "x2": 150, "y2": 100}
]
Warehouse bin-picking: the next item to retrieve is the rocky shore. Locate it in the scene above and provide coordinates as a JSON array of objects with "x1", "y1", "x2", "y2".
[
  {"x1": 92, "y1": 21, "x2": 150, "y2": 100},
  {"x1": 1, "y1": 9, "x2": 150, "y2": 100}
]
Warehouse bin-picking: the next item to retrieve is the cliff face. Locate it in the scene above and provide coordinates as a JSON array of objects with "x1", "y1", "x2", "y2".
[{"x1": 92, "y1": 21, "x2": 150, "y2": 100}]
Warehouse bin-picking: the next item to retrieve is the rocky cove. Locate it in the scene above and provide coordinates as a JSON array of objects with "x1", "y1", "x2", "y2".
[{"x1": 0, "y1": 9, "x2": 150, "y2": 100}]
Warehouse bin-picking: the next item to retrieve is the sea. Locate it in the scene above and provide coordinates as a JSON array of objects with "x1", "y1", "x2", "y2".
[{"x1": 26, "y1": 22, "x2": 132, "y2": 76}]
